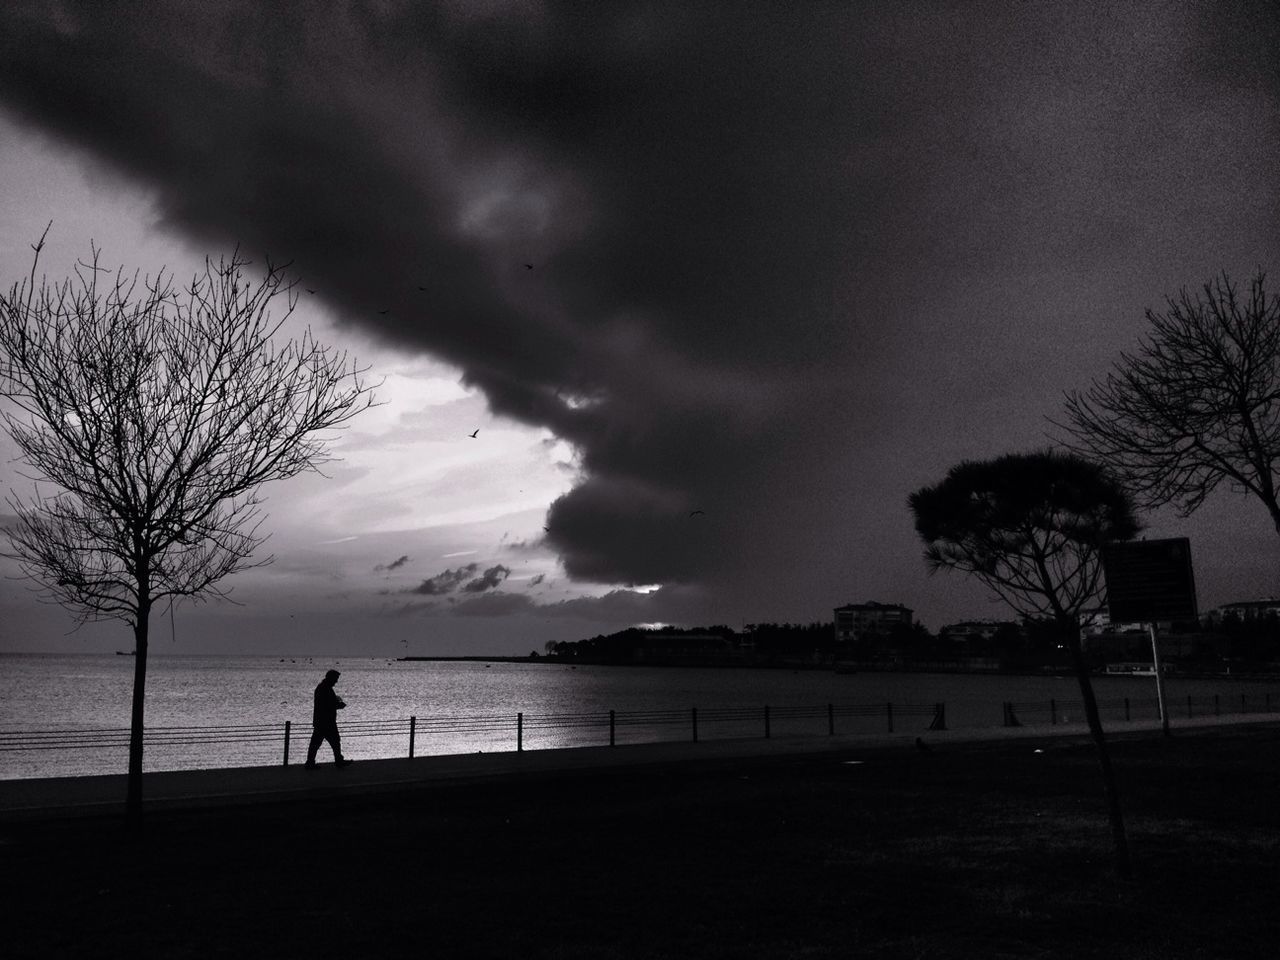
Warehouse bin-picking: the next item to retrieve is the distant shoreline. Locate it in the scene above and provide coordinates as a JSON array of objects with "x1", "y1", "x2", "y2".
[
  {"x1": 397, "y1": 655, "x2": 550, "y2": 663},
  {"x1": 394, "y1": 655, "x2": 1280, "y2": 680},
  {"x1": 2, "y1": 652, "x2": 1273, "y2": 682}
]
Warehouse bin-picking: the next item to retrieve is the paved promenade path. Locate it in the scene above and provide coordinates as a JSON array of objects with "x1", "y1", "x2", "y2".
[{"x1": 2, "y1": 713, "x2": 1275, "y2": 821}]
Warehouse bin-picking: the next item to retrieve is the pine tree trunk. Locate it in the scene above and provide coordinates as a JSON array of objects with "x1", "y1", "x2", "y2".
[{"x1": 1063, "y1": 621, "x2": 1132, "y2": 880}]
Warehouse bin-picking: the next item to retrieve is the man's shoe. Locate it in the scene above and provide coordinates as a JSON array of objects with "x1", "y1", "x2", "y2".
[
  {"x1": 303, "y1": 763, "x2": 317, "y2": 770},
  {"x1": 336, "y1": 759, "x2": 354, "y2": 768}
]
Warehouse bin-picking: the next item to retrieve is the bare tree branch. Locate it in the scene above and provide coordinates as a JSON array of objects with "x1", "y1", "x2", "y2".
[
  {"x1": 1054, "y1": 270, "x2": 1280, "y2": 534},
  {"x1": 0, "y1": 237, "x2": 379, "y2": 820}
]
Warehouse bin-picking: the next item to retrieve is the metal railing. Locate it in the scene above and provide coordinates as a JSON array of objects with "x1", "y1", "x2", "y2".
[
  {"x1": 1002, "y1": 691, "x2": 1279, "y2": 727},
  {"x1": 0, "y1": 700, "x2": 947, "y2": 769},
  {"x1": 0, "y1": 721, "x2": 288, "y2": 751},
  {"x1": 4, "y1": 689, "x2": 1278, "y2": 775}
]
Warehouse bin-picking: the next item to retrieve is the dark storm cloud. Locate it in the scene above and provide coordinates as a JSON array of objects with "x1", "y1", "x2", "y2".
[
  {"x1": 461, "y1": 563, "x2": 511, "y2": 593},
  {"x1": 449, "y1": 587, "x2": 675, "y2": 622},
  {"x1": 536, "y1": 588, "x2": 691, "y2": 623},
  {"x1": 2, "y1": 2, "x2": 1278, "y2": 626},
  {"x1": 406, "y1": 563, "x2": 479, "y2": 596},
  {"x1": 375, "y1": 554, "x2": 411, "y2": 572}
]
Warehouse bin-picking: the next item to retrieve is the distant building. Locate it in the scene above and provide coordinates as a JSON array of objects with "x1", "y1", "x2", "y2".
[
  {"x1": 1079, "y1": 606, "x2": 1145, "y2": 636},
  {"x1": 1205, "y1": 598, "x2": 1280, "y2": 624},
  {"x1": 834, "y1": 602, "x2": 913, "y2": 643}
]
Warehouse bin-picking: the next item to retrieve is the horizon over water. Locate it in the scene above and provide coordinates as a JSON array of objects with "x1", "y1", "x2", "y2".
[{"x1": 2, "y1": 652, "x2": 1277, "y2": 781}]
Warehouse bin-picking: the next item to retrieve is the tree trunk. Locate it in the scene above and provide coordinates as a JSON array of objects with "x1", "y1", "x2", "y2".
[
  {"x1": 1063, "y1": 621, "x2": 1132, "y2": 880},
  {"x1": 126, "y1": 605, "x2": 150, "y2": 829}
]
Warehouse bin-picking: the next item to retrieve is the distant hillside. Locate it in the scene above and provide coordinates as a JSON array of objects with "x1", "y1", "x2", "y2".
[{"x1": 546, "y1": 622, "x2": 837, "y2": 666}]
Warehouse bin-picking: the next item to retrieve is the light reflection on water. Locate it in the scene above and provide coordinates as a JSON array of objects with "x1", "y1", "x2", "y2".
[{"x1": 1, "y1": 653, "x2": 1276, "y2": 780}]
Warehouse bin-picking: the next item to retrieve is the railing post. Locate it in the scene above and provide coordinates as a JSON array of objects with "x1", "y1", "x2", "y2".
[
  {"x1": 692, "y1": 707, "x2": 698, "y2": 743},
  {"x1": 409, "y1": 716, "x2": 417, "y2": 758},
  {"x1": 1050, "y1": 699, "x2": 1057, "y2": 725},
  {"x1": 1242, "y1": 693, "x2": 1247, "y2": 714},
  {"x1": 1187, "y1": 695, "x2": 1193, "y2": 718},
  {"x1": 764, "y1": 705, "x2": 771, "y2": 739},
  {"x1": 1214, "y1": 694, "x2": 1220, "y2": 717},
  {"x1": 518, "y1": 712, "x2": 524, "y2": 753},
  {"x1": 609, "y1": 710, "x2": 616, "y2": 747},
  {"x1": 886, "y1": 702, "x2": 894, "y2": 733},
  {"x1": 283, "y1": 720, "x2": 291, "y2": 767},
  {"x1": 1124, "y1": 697, "x2": 1130, "y2": 722},
  {"x1": 828, "y1": 702, "x2": 834, "y2": 736}
]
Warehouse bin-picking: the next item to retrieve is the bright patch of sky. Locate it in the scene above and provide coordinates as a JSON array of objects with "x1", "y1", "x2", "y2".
[{"x1": 0, "y1": 110, "x2": 588, "y2": 650}]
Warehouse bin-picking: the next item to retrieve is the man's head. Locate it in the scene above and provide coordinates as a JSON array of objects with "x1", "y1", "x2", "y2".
[{"x1": 324, "y1": 669, "x2": 340, "y2": 685}]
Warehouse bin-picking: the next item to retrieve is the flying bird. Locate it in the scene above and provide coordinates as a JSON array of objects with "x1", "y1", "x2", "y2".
[
  {"x1": 378, "y1": 309, "x2": 390, "y2": 315},
  {"x1": 689, "y1": 510, "x2": 706, "y2": 518},
  {"x1": 306, "y1": 288, "x2": 316, "y2": 294},
  {"x1": 468, "y1": 429, "x2": 479, "y2": 438},
  {"x1": 524, "y1": 263, "x2": 534, "y2": 270}
]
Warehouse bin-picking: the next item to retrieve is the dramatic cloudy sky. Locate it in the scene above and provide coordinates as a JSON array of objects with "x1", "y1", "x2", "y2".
[{"x1": 1, "y1": 1, "x2": 1278, "y2": 656}]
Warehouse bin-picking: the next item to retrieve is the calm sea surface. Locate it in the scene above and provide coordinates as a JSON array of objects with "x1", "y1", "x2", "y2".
[{"x1": 2, "y1": 652, "x2": 1277, "y2": 780}]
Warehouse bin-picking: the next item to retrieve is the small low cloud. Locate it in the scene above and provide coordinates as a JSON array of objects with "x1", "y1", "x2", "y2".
[
  {"x1": 462, "y1": 564, "x2": 511, "y2": 593},
  {"x1": 375, "y1": 554, "x2": 411, "y2": 572},
  {"x1": 528, "y1": 573, "x2": 545, "y2": 587},
  {"x1": 406, "y1": 563, "x2": 479, "y2": 595}
]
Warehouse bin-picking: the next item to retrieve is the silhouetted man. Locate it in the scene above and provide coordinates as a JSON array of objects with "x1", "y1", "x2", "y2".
[{"x1": 305, "y1": 669, "x2": 353, "y2": 768}]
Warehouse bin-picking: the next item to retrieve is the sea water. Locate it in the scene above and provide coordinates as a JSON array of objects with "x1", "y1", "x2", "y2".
[{"x1": 1, "y1": 652, "x2": 1276, "y2": 780}]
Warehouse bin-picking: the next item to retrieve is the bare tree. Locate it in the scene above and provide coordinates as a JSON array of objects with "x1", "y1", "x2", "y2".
[
  {"x1": 0, "y1": 230, "x2": 377, "y2": 821},
  {"x1": 1056, "y1": 269, "x2": 1280, "y2": 532},
  {"x1": 909, "y1": 450, "x2": 1141, "y2": 878}
]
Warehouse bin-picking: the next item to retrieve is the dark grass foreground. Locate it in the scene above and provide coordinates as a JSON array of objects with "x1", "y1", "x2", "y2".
[{"x1": 4, "y1": 726, "x2": 1278, "y2": 959}]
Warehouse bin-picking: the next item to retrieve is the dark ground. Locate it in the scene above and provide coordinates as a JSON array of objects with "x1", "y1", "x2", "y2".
[{"x1": 3, "y1": 725, "x2": 1278, "y2": 959}]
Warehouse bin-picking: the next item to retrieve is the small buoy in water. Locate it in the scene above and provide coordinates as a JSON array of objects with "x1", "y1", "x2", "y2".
[{"x1": 1033, "y1": 748, "x2": 1044, "y2": 754}]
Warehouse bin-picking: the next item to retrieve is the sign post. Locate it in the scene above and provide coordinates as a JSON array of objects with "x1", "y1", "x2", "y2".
[
  {"x1": 1101, "y1": 538, "x2": 1198, "y2": 738},
  {"x1": 1147, "y1": 623, "x2": 1170, "y2": 736}
]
